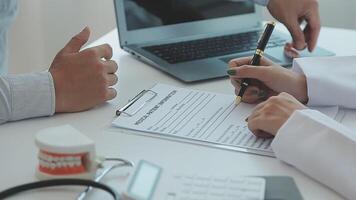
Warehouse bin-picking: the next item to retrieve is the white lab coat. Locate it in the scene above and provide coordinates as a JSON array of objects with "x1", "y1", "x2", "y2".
[{"x1": 271, "y1": 56, "x2": 356, "y2": 200}]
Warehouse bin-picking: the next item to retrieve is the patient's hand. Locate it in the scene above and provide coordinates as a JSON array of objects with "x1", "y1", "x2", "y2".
[
  {"x1": 227, "y1": 57, "x2": 308, "y2": 104},
  {"x1": 50, "y1": 27, "x2": 118, "y2": 113}
]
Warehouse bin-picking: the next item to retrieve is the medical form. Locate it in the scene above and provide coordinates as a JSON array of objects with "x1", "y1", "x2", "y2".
[{"x1": 112, "y1": 83, "x2": 339, "y2": 156}]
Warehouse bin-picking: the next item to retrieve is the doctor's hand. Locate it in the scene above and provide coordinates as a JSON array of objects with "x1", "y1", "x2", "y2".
[
  {"x1": 49, "y1": 27, "x2": 118, "y2": 113},
  {"x1": 267, "y1": 0, "x2": 321, "y2": 52},
  {"x1": 227, "y1": 57, "x2": 308, "y2": 104},
  {"x1": 247, "y1": 92, "x2": 307, "y2": 138}
]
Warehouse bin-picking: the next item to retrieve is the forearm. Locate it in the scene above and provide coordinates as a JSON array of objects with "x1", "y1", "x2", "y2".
[
  {"x1": 0, "y1": 72, "x2": 55, "y2": 124},
  {"x1": 272, "y1": 109, "x2": 356, "y2": 200}
]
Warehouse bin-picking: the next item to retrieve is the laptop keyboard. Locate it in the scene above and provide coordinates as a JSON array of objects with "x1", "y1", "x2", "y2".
[{"x1": 143, "y1": 31, "x2": 286, "y2": 64}]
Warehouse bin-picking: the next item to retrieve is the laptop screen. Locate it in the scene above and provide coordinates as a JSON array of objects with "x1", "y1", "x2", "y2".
[{"x1": 124, "y1": 0, "x2": 255, "y2": 31}]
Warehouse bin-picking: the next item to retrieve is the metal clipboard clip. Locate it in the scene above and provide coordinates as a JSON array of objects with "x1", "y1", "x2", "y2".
[{"x1": 116, "y1": 90, "x2": 157, "y2": 117}]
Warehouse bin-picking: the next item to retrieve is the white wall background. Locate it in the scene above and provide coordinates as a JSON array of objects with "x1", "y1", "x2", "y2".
[
  {"x1": 8, "y1": 0, "x2": 116, "y2": 74},
  {"x1": 8, "y1": 0, "x2": 356, "y2": 74},
  {"x1": 319, "y1": 0, "x2": 356, "y2": 29}
]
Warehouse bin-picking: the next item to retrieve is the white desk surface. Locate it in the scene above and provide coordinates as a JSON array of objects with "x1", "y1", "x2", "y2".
[{"x1": 1, "y1": 25, "x2": 356, "y2": 200}]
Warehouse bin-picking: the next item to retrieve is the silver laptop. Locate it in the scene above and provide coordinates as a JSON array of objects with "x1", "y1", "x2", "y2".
[{"x1": 114, "y1": 0, "x2": 334, "y2": 82}]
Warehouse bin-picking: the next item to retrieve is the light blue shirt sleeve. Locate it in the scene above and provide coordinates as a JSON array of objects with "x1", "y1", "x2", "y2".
[
  {"x1": 0, "y1": 0, "x2": 56, "y2": 124},
  {"x1": 0, "y1": 72, "x2": 56, "y2": 124},
  {"x1": 0, "y1": 0, "x2": 18, "y2": 74}
]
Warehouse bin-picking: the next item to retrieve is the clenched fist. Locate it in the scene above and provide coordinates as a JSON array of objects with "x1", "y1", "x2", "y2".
[{"x1": 50, "y1": 27, "x2": 118, "y2": 112}]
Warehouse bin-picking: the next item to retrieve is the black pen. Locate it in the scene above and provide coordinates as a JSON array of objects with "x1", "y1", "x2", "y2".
[{"x1": 235, "y1": 21, "x2": 276, "y2": 105}]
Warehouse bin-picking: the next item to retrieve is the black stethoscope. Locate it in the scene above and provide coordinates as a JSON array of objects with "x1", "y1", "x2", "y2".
[{"x1": 0, "y1": 179, "x2": 119, "y2": 200}]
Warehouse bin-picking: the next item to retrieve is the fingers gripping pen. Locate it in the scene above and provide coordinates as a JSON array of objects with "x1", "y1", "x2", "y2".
[{"x1": 235, "y1": 21, "x2": 276, "y2": 105}]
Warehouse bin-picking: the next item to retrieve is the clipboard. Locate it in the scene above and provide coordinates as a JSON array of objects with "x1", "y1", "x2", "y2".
[{"x1": 113, "y1": 84, "x2": 276, "y2": 157}]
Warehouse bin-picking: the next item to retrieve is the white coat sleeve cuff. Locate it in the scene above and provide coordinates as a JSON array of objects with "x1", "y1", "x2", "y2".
[
  {"x1": 291, "y1": 56, "x2": 356, "y2": 108},
  {"x1": 5, "y1": 71, "x2": 55, "y2": 121},
  {"x1": 272, "y1": 109, "x2": 356, "y2": 200}
]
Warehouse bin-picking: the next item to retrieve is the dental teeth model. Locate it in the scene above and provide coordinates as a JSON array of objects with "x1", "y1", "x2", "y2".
[{"x1": 35, "y1": 125, "x2": 98, "y2": 180}]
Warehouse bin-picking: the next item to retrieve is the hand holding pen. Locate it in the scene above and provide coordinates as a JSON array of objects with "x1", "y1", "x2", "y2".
[
  {"x1": 227, "y1": 22, "x2": 309, "y2": 105},
  {"x1": 228, "y1": 22, "x2": 276, "y2": 105}
]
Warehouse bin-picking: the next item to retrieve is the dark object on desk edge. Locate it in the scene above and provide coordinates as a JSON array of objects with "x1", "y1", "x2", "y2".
[
  {"x1": 0, "y1": 179, "x2": 119, "y2": 200},
  {"x1": 261, "y1": 176, "x2": 304, "y2": 200}
]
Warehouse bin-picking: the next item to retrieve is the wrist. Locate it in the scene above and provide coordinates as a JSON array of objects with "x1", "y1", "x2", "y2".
[
  {"x1": 49, "y1": 69, "x2": 65, "y2": 113},
  {"x1": 295, "y1": 74, "x2": 308, "y2": 104}
]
